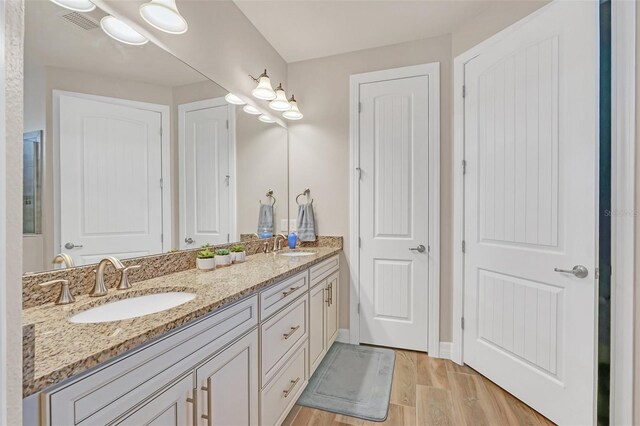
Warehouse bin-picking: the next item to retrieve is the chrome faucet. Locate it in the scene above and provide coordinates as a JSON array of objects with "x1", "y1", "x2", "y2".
[
  {"x1": 273, "y1": 233, "x2": 287, "y2": 252},
  {"x1": 52, "y1": 253, "x2": 75, "y2": 269},
  {"x1": 91, "y1": 256, "x2": 125, "y2": 297}
]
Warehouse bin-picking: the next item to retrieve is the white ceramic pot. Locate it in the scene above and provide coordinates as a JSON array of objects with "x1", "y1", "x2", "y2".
[
  {"x1": 196, "y1": 257, "x2": 216, "y2": 271},
  {"x1": 233, "y1": 251, "x2": 246, "y2": 263},
  {"x1": 216, "y1": 254, "x2": 232, "y2": 267}
]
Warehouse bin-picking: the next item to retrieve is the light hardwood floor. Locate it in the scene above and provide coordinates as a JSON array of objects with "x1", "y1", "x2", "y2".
[{"x1": 283, "y1": 349, "x2": 555, "y2": 426}]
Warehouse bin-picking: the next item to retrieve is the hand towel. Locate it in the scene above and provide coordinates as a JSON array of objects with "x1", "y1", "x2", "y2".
[
  {"x1": 297, "y1": 202, "x2": 316, "y2": 242},
  {"x1": 257, "y1": 203, "x2": 274, "y2": 236}
]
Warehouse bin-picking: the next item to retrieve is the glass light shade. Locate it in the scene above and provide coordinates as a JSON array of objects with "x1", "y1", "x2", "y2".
[
  {"x1": 50, "y1": 0, "x2": 95, "y2": 12},
  {"x1": 282, "y1": 96, "x2": 303, "y2": 120},
  {"x1": 252, "y1": 75, "x2": 276, "y2": 100},
  {"x1": 259, "y1": 114, "x2": 276, "y2": 124},
  {"x1": 242, "y1": 105, "x2": 261, "y2": 115},
  {"x1": 140, "y1": 0, "x2": 188, "y2": 34},
  {"x1": 269, "y1": 84, "x2": 291, "y2": 111},
  {"x1": 225, "y1": 93, "x2": 246, "y2": 105},
  {"x1": 101, "y1": 16, "x2": 148, "y2": 46}
]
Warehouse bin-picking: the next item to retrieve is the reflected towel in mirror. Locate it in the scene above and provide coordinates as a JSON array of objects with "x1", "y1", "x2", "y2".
[{"x1": 257, "y1": 203, "x2": 274, "y2": 236}]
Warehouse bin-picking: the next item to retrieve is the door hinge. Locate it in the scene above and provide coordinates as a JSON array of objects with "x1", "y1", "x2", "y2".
[
  {"x1": 462, "y1": 240, "x2": 466, "y2": 253},
  {"x1": 595, "y1": 267, "x2": 600, "y2": 279},
  {"x1": 226, "y1": 120, "x2": 229, "y2": 129},
  {"x1": 160, "y1": 178, "x2": 163, "y2": 189},
  {"x1": 462, "y1": 85, "x2": 466, "y2": 98},
  {"x1": 462, "y1": 160, "x2": 467, "y2": 175},
  {"x1": 461, "y1": 317, "x2": 465, "y2": 330},
  {"x1": 356, "y1": 167, "x2": 362, "y2": 180},
  {"x1": 357, "y1": 303, "x2": 360, "y2": 314},
  {"x1": 358, "y1": 237, "x2": 362, "y2": 248},
  {"x1": 358, "y1": 102, "x2": 362, "y2": 113},
  {"x1": 160, "y1": 233, "x2": 164, "y2": 243}
]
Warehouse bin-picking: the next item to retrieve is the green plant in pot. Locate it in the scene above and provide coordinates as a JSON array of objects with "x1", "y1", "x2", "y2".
[
  {"x1": 216, "y1": 249, "x2": 232, "y2": 267},
  {"x1": 230, "y1": 245, "x2": 246, "y2": 263},
  {"x1": 196, "y1": 246, "x2": 216, "y2": 270}
]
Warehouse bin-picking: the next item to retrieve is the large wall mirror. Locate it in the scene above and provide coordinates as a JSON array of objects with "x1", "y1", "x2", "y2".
[{"x1": 23, "y1": 0, "x2": 289, "y2": 273}]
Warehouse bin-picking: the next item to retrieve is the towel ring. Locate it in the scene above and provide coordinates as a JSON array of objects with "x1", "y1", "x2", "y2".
[
  {"x1": 259, "y1": 190, "x2": 276, "y2": 207},
  {"x1": 296, "y1": 188, "x2": 313, "y2": 205}
]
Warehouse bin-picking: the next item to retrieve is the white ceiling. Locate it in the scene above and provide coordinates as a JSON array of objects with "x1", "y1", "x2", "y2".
[{"x1": 233, "y1": 0, "x2": 494, "y2": 63}]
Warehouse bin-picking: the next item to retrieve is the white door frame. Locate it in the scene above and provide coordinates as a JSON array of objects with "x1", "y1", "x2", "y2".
[
  {"x1": 53, "y1": 90, "x2": 172, "y2": 255},
  {"x1": 452, "y1": 1, "x2": 636, "y2": 422},
  {"x1": 178, "y1": 97, "x2": 237, "y2": 245},
  {"x1": 349, "y1": 63, "x2": 441, "y2": 356}
]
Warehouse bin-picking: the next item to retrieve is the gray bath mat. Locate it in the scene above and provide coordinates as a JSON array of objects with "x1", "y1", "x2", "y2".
[{"x1": 297, "y1": 342, "x2": 395, "y2": 422}]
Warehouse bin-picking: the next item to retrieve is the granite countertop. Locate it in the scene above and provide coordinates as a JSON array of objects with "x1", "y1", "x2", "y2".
[{"x1": 22, "y1": 247, "x2": 341, "y2": 397}]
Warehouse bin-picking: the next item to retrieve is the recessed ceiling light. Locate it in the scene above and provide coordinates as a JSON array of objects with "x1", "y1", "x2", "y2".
[
  {"x1": 139, "y1": 0, "x2": 188, "y2": 34},
  {"x1": 243, "y1": 105, "x2": 261, "y2": 115},
  {"x1": 259, "y1": 115, "x2": 276, "y2": 124},
  {"x1": 251, "y1": 69, "x2": 276, "y2": 101},
  {"x1": 269, "y1": 84, "x2": 292, "y2": 112},
  {"x1": 101, "y1": 16, "x2": 149, "y2": 46},
  {"x1": 282, "y1": 95, "x2": 303, "y2": 120},
  {"x1": 50, "y1": 0, "x2": 96, "y2": 12},
  {"x1": 225, "y1": 93, "x2": 246, "y2": 105}
]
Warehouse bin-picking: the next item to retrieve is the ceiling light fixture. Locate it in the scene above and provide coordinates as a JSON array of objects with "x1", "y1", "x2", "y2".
[
  {"x1": 225, "y1": 93, "x2": 246, "y2": 105},
  {"x1": 259, "y1": 114, "x2": 276, "y2": 124},
  {"x1": 269, "y1": 84, "x2": 292, "y2": 112},
  {"x1": 139, "y1": 0, "x2": 188, "y2": 34},
  {"x1": 282, "y1": 95, "x2": 303, "y2": 120},
  {"x1": 100, "y1": 16, "x2": 149, "y2": 46},
  {"x1": 250, "y1": 69, "x2": 276, "y2": 101},
  {"x1": 50, "y1": 0, "x2": 96, "y2": 12},
  {"x1": 243, "y1": 105, "x2": 261, "y2": 115}
]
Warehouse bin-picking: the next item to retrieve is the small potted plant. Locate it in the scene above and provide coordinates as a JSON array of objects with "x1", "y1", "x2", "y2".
[
  {"x1": 196, "y1": 246, "x2": 216, "y2": 270},
  {"x1": 216, "y1": 249, "x2": 232, "y2": 267},
  {"x1": 230, "y1": 245, "x2": 246, "y2": 263}
]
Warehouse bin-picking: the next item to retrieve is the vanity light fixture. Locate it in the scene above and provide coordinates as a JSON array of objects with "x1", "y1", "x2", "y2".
[
  {"x1": 49, "y1": 0, "x2": 96, "y2": 12},
  {"x1": 269, "y1": 84, "x2": 292, "y2": 112},
  {"x1": 282, "y1": 95, "x2": 303, "y2": 120},
  {"x1": 250, "y1": 69, "x2": 276, "y2": 101},
  {"x1": 259, "y1": 114, "x2": 276, "y2": 124},
  {"x1": 140, "y1": 0, "x2": 188, "y2": 34},
  {"x1": 225, "y1": 93, "x2": 246, "y2": 105},
  {"x1": 100, "y1": 16, "x2": 149, "y2": 46},
  {"x1": 242, "y1": 105, "x2": 261, "y2": 115}
]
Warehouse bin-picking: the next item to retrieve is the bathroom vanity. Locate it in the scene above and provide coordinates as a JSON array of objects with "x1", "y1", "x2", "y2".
[{"x1": 23, "y1": 249, "x2": 341, "y2": 426}]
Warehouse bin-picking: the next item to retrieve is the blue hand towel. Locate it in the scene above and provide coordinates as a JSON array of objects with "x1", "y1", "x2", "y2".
[
  {"x1": 257, "y1": 203, "x2": 274, "y2": 236},
  {"x1": 297, "y1": 202, "x2": 316, "y2": 242}
]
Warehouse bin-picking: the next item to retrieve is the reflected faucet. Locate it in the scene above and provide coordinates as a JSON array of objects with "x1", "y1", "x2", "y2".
[
  {"x1": 91, "y1": 256, "x2": 125, "y2": 297},
  {"x1": 273, "y1": 234, "x2": 287, "y2": 252},
  {"x1": 52, "y1": 253, "x2": 74, "y2": 269}
]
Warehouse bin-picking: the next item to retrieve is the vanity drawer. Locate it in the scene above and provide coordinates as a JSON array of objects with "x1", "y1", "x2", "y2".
[
  {"x1": 260, "y1": 342, "x2": 307, "y2": 426},
  {"x1": 46, "y1": 296, "x2": 258, "y2": 426},
  {"x1": 260, "y1": 271, "x2": 308, "y2": 320},
  {"x1": 261, "y1": 294, "x2": 308, "y2": 387},
  {"x1": 309, "y1": 255, "x2": 339, "y2": 288}
]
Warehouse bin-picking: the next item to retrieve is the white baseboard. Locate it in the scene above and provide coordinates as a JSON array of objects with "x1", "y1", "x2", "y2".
[
  {"x1": 439, "y1": 342, "x2": 453, "y2": 360},
  {"x1": 336, "y1": 329, "x2": 350, "y2": 343}
]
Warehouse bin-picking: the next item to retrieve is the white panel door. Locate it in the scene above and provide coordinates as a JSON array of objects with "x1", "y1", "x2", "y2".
[
  {"x1": 462, "y1": 2, "x2": 597, "y2": 424},
  {"x1": 359, "y1": 75, "x2": 430, "y2": 351},
  {"x1": 59, "y1": 95, "x2": 163, "y2": 266},
  {"x1": 179, "y1": 100, "x2": 230, "y2": 248}
]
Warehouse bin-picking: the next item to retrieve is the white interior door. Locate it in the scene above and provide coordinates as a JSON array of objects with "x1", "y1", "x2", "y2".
[
  {"x1": 59, "y1": 94, "x2": 164, "y2": 266},
  {"x1": 179, "y1": 99, "x2": 230, "y2": 249},
  {"x1": 462, "y1": 2, "x2": 598, "y2": 424},
  {"x1": 359, "y1": 74, "x2": 430, "y2": 351}
]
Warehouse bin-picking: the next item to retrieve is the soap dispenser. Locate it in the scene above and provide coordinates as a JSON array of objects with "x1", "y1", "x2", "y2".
[{"x1": 288, "y1": 232, "x2": 298, "y2": 249}]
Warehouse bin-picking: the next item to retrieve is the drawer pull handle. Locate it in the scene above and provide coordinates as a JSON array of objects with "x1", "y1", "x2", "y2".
[
  {"x1": 186, "y1": 388, "x2": 197, "y2": 423},
  {"x1": 283, "y1": 378, "x2": 300, "y2": 397},
  {"x1": 282, "y1": 286, "x2": 299, "y2": 297},
  {"x1": 201, "y1": 378, "x2": 212, "y2": 425},
  {"x1": 283, "y1": 325, "x2": 300, "y2": 340}
]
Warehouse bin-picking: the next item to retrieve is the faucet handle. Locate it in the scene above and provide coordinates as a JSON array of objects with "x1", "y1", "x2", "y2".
[
  {"x1": 117, "y1": 265, "x2": 141, "y2": 290},
  {"x1": 40, "y1": 279, "x2": 75, "y2": 305}
]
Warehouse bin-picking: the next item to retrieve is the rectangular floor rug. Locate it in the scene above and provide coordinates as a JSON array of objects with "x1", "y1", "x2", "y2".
[{"x1": 297, "y1": 342, "x2": 396, "y2": 422}]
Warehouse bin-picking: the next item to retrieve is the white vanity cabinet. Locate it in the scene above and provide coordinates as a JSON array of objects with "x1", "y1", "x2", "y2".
[{"x1": 30, "y1": 254, "x2": 341, "y2": 426}]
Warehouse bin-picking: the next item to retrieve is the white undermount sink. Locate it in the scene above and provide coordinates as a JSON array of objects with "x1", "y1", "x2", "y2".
[
  {"x1": 69, "y1": 292, "x2": 196, "y2": 324},
  {"x1": 278, "y1": 251, "x2": 315, "y2": 257}
]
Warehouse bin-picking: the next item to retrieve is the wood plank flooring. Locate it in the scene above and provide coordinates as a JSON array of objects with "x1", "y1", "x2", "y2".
[{"x1": 283, "y1": 349, "x2": 555, "y2": 426}]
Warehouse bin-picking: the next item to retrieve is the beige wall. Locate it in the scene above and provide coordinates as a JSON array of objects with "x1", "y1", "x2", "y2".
[
  {"x1": 287, "y1": 35, "x2": 453, "y2": 337},
  {"x1": 2, "y1": 0, "x2": 23, "y2": 422}
]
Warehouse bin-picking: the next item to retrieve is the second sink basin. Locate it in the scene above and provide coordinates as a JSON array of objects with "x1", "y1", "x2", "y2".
[
  {"x1": 279, "y1": 251, "x2": 315, "y2": 257},
  {"x1": 69, "y1": 292, "x2": 196, "y2": 324}
]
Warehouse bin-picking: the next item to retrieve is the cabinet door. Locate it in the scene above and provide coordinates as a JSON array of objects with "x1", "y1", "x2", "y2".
[
  {"x1": 196, "y1": 329, "x2": 259, "y2": 426},
  {"x1": 325, "y1": 272, "x2": 339, "y2": 347},
  {"x1": 112, "y1": 374, "x2": 193, "y2": 426},
  {"x1": 309, "y1": 280, "x2": 327, "y2": 375}
]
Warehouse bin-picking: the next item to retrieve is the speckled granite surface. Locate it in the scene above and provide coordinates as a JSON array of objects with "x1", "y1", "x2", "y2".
[{"x1": 22, "y1": 246, "x2": 341, "y2": 397}]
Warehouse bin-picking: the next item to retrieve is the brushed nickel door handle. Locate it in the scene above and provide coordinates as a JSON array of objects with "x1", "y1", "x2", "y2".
[
  {"x1": 554, "y1": 265, "x2": 588, "y2": 279},
  {"x1": 409, "y1": 244, "x2": 426, "y2": 253}
]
